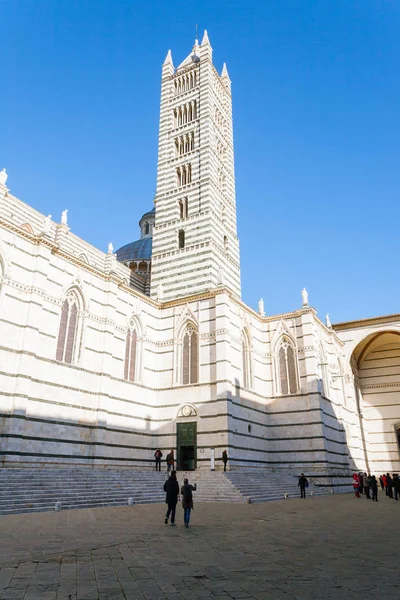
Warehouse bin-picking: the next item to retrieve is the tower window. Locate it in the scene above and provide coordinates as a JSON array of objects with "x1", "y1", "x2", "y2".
[
  {"x1": 224, "y1": 235, "x2": 228, "y2": 253},
  {"x1": 179, "y1": 198, "x2": 188, "y2": 219},
  {"x1": 144, "y1": 222, "x2": 149, "y2": 235},
  {"x1": 179, "y1": 229, "x2": 185, "y2": 249}
]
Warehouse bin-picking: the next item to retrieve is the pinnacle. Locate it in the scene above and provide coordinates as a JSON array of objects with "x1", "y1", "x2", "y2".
[
  {"x1": 221, "y1": 62, "x2": 230, "y2": 79},
  {"x1": 201, "y1": 29, "x2": 211, "y2": 46},
  {"x1": 163, "y1": 49, "x2": 174, "y2": 66}
]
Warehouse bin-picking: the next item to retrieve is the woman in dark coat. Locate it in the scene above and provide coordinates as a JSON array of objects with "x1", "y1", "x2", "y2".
[{"x1": 181, "y1": 478, "x2": 197, "y2": 528}]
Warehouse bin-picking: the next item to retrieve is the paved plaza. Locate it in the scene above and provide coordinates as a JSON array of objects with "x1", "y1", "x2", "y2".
[{"x1": 0, "y1": 493, "x2": 398, "y2": 600}]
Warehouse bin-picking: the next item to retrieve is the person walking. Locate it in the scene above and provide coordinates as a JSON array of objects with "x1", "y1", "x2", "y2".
[
  {"x1": 379, "y1": 475, "x2": 384, "y2": 491},
  {"x1": 181, "y1": 477, "x2": 197, "y2": 528},
  {"x1": 386, "y1": 473, "x2": 393, "y2": 498},
  {"x1": 363, "y1": 473, "x2": 370, "y2": 499},
  {"x1": 370, "y1": 475, "x2": 378, "y2": 502},
  {"x1": 298, "y1": 473, "x2": 308, "y2": 499},
  {"x1": 164, "y1": 470, "x2": 179, "y2": 526},
  {"x1": 166, "y1": 450, "x2": 175, "y2": 474},
  {"x1": 358, "y1": 472, "x2": 364, "y2": 495},
  {"x1": 222, "y1": 450, "x2": 228, "y2": 472},
  {"x1": 382, "y1": 473, "x2": 387, "y2": 495},
  {"x1": 154, "y1": 449, "x2": 163, "y2": 472}
]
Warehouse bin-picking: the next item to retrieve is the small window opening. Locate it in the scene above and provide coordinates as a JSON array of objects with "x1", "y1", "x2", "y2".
[{"x1": 179, "y1": 230, "x2": 185, "y2": 249}]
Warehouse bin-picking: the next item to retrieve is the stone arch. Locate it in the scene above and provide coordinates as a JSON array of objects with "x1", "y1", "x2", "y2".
[{"x1": 350, "y1": 330, "x2": 400, "y2": 473}]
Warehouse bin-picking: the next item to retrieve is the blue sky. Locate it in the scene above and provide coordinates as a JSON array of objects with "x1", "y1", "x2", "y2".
[{"x1": 2, "y1": 1, "x2": 400, "y2": 322}]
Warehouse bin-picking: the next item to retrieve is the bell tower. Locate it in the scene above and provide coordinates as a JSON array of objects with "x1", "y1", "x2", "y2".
[{"x1": 150, "y1": 31, "x2": 241, "y2": 301}]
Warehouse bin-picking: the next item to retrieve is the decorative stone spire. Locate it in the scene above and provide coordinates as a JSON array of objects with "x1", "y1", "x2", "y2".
[
  {"x1": 201, "y1": 29, "x2": 211, "y2": 47},
  {"x1": 108, "y1": 242, "x2": 114, "y2": 254},
  {"x1": 162, "y1": 49, "x2": 174, "y2": 78},
  {"x1": 326, "y1": 313, "x2": 332, "y2": 328},
  {"x1": 258, "y1": 298, "x2": 265, "y2": 317},
  {"x1": 221, "y1": 62, "x2": 230, "y2": 80},
  {"x1": 200, "y1": 29, "x2": 212, "y2": 61},
  {"x1": 163, "y1": 49, "x2": 173, "y2": 66}
]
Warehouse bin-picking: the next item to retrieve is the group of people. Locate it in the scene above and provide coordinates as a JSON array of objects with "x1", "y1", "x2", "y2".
[
  {"x1": 163, "y1": 470, "x2": 197, "y2": 528},
  {"x1": 154, "y1": 449, "x2": 229, "y2": 472},
  {"x1": 352, "y1": 472, "x2": 400, "y2": 501}
]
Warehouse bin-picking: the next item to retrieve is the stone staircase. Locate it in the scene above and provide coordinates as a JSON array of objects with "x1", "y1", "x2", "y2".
[
  {"x1": 225, "y1": 471, "x2": 332, "y2": 502},
  {"x1": 0, "y1": 468, "x2": 332, "y2": 515}
]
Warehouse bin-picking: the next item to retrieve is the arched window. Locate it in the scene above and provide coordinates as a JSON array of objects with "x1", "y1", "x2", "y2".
[
  {"x1": 278, "y1": 338, "x2": 298, "y2": 395},
  {"x1": 182, "y1": 324, "x2": 198, "y2": 384},
  {"x1": 124, "y1": 325, "x2": 137, "y2": 382},
  {"x1": 179, "y1": 198, "x2": 188, "y2": 219},
  {"x1": 223, "y1": 235, "x2": 228, "y2": 253},
  {"x1": 144, "y1": 222, "x2": 149, "y2": 235},
  {"x1": 56, "y1": 290, "x2": 83, "y2": 364},
  {"x1": 178, "y1": 230, "x2": 185, "y2": 249},
  {"x1": 242, "y1": 329, "x2": 252, "y2": 389}
]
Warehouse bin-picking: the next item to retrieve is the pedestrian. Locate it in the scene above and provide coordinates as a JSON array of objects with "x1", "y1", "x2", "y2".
[
  {"x1": 181, "y1": 477, "x2": 197, "y2": 528},
  {"x1": 358, "y1": 472, "x2": 364, "y2": 495},
  {"x1": 379, "y1": 475, "x2": 384, "y2": 491},
  {"x1": 363, "y1": 473, "x2": 370, "y2": 499},
  {"x1": 353, "y1": 473, "x2": 360, "y2": 498},
  {"x1": 154, "y1": 448, "x2": 163, "y2": 472},
  {"x1": 393, "y1": 474, "x2": 400, "y2": 501},
  {"x1": 298, "y1": 473, "x2": 308, "y2": 499},
  {"x1": 163, "y1": 470, "x2": 179, "y2": 526},
  {"x1": 386, "y1": 473, "x2": 393, "y2": 498},
  {"x1": 222, "y1": 450, "x2": 228, "y2": 472},
  {"x1": 382, "y1": 473, "x2": 387, "y2": 495},
  {"x1": 370, "y1": 475, "x2": 378, "y2": 502},
  {"x1": 166, "y1": 450, "x2": 175, "y2": 473}
]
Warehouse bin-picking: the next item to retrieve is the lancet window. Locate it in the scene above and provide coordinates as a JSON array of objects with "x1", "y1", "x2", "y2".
[
  {"x1": 182, "y1": 324, "x2": 198, "y2": 385},
  {"x1": 278, "y1": 338, "x2": 298, "y2": 395},
  {"x1": 176, "y1": 164, "x2": 192, "y2": 187},
  {"x1": 242, "y1": 329, "x2": 252, "y2": 389},
  {"x1": 175, "y1": 132, "x2": 195, "y2": 156},
  {"x1": 174, "y1": 71, "x2": 197, "y2": 95},
  {"x1": 124, "y1": 325, "x2": 138, "y2": 382},
  {"x1": 56, "y1": 289, "x2": 83, "y2": 364},
  {"x1": 178, "y1": 229, "x2": 185, "y2": 249},
  {"x1": 173, "y1": 101, "x2": 197, "y2": 127}
]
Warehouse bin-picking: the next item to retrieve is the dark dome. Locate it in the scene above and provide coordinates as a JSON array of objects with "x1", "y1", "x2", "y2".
[{"x1": 116, "y1": 237, "x2": 152, "y2": 263}]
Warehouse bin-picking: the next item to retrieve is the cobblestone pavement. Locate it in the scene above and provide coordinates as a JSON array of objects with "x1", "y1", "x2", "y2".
[{"x1": 0, "y1": 493, "x2": 399, "y2": 600}]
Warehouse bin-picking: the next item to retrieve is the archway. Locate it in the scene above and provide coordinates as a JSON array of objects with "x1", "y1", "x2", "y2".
[{"x1": 351, "y1": 331, "x2": 400, "y2": 473}]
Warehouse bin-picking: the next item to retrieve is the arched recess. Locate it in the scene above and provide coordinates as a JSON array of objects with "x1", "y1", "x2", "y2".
[
  {"x1": 56, "y1": 287, "x2": 85, "y2": 364},
  {"x1": 20, "y1": 222, "x2": 34, "y2": 234},
  {"x1": 124, "y1": 315, "x2": 143, "y2": 383},
  {"x1": 275, "y1": 335, "x2": 299, "y2": 396},
  {"x1": 177, "y1": 321, "x2": 198, "y2": 385},
  {"x1": 241, "y1": 328, "x2": 252, "y2": 389},
  {"x1": 351, "y1": 330, "x2": 400, "y2": 472}
]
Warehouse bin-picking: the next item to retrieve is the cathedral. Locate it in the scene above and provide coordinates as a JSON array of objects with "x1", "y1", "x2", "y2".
[{"x1": 0, "y1": 31, "x2": 399, "y2": 482}]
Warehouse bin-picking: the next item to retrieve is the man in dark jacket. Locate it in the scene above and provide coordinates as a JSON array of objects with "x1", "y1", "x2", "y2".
[
  {"x1": 298, "y1": 473, "x2": 308, "y2": 499},
  {"x1": 154, "y1": 449, "x2": 163, "y2": 472},
  {"x1": 386, "y1": 473, "x2": 393, "y2": 498},
  {"x1": 164, "y1": 470, "x2": 179, "y2": 526},
  {"x1": 222, "y1": 450, "x2": 228, "y2": 472}
]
